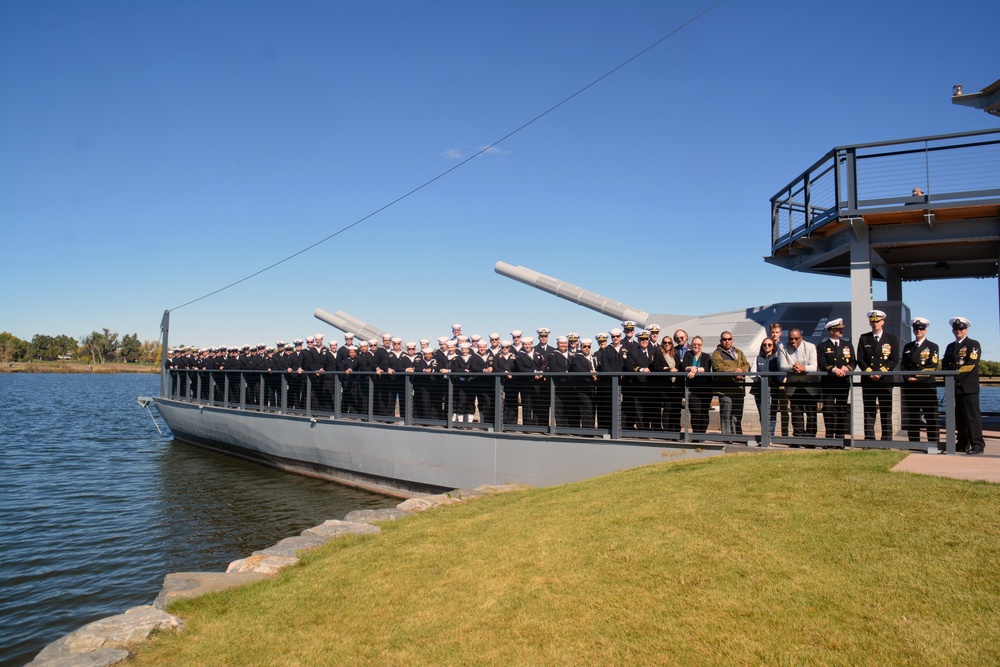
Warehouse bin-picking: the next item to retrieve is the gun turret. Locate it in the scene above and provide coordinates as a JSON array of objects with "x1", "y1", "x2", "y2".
[
  {"x1": 313, "y1": 309, "x2": 387, "y2": 342},
  {"x1": 494, "y1": 261, "x2": 651, "y2": 326}
]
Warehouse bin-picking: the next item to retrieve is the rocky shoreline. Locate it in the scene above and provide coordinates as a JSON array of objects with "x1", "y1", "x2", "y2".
[{"x1": 28, "y1": 484, "x2": 527, "y2": 666}]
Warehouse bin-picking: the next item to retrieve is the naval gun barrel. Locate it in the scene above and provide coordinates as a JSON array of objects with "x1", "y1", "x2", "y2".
[
  {"x1": 313, "y1": 308, "x2": 387, "y2": 342},
  {"x1": 494, "y1": 261, "x2": 650, "y2": 326}
]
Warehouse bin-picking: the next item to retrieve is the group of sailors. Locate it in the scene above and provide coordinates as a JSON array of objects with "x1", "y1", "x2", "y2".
[{"x1": 165, "y1": 315, "x2": 984, "y2": 453}]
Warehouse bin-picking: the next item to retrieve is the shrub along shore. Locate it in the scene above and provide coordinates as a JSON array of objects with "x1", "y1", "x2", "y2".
[
  {"x1": 1, "y1": 361, "x2": 158, "y2": 374},
  {"x1": 130, "y1": 450, "x2": 999, "y2": 666}
]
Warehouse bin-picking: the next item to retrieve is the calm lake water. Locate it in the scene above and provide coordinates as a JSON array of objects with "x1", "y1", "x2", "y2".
[{"x1": 0, "y1": 374, "x2": 394, "y2": 667}]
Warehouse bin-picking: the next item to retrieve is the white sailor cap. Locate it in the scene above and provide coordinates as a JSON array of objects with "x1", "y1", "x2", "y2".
[
  {"x1": 266, "y1": 346, "x2": 275, "y2": 352},
  {"x1": 867, "y1": 310, "x2": 886, "y2": 321},
  {"x1": 581, "y1": 338, "x2": 593, "y2": 346},
  {"x1": 294, "y1": 339, "x2": 304, "y2": 345},
  {"x1": 556, "y1": 336, "x2": 568, "y2": 343},
  {"x1": 452, "y1": 323, "x2": 462, "y2": 330},
  {"x1": 910, "y1": 317, "x2": 930, "y2": 328},
  {"x1": 368, "y1": 339, "x2": 378, "y2": 347},
  {"x1": 437, "y1": 336, "x2": 449, "y2": 344},
  {"x1": 422, "y1": 346, "x2": 435, "y2": 354},
  {"x1": 314, "y1": 333, "x2": 324, "y2": 339},
  {"x1": 347, "y1": 345, "x2": 358, "y2": 351},
  {"x1": 522, "y1": 336, "x2": 535, "y2": 344},
  {"x1": 391, "y1": 337, "x2": 402, "y2": 343},
  {"x1": 471, "y1": 334, "x2": 482, "y2": 342},
  {"x1": 489, "y1": 333, "x2": 500, "y2": 339},
  {"x1": 511, "y1": 330, "x2": 523, "y2": 337},
  {"x1": 277, "y1": 340, "x2": 286, "y2": 346},
  {"x1": 825, "y1": 318, "x2": 845, "y2": 329},
  {"x1": 344, "y1": 332, "x2": 355, "y2": 339},
  {"x1": 949, "y1": 316, "x2": 971, "y2": 329},
  {"x1": 358, "y1": 340, "x2": 370, "y2": 348},
  {"x1": 457, "y1": 335, "x2": 469, "y2": 342},
  {"x1": 306, "y1": 336, "x2": 314, "y2": 343},
  {"x1": 383, "y1": 333, "x2": 393, "y2": 340},
  {"x1": 459, "y1": 342, "x2": 472, "y2": 349},
  {"x1": 419, "y1": 338, "x2": 430, "y2": 345},
  {"x1": 501, "y1": 339, "x2": 512, "y2": 347},
  {"x1": 328, "y1": 340, "x2": 337, "y2": 346},
  {"x1": 610, "y1": 328, "x2": 623, "y2": 336},
  {"x1": 405, "y1": 341, "x2": 416, "y2": 348}
]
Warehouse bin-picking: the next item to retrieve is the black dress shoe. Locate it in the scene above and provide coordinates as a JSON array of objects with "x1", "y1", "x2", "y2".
[{"x1": 967, "y1": 449, "x2": 984, "y2": 456}]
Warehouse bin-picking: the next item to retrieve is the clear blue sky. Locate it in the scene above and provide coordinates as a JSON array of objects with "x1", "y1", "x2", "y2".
[{"x1": 2, "y1": 0, "x2": 997, "y2": 356}]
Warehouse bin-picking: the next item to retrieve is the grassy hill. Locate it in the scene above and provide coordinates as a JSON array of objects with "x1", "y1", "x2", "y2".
[{"x1": 133, "y1": 450, "x2": 999, "y2": 666}]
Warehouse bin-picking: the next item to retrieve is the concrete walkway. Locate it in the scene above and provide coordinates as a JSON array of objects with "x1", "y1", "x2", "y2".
[{"x1": 891, "y1": 430, "x2": 1000, "y2": 483}]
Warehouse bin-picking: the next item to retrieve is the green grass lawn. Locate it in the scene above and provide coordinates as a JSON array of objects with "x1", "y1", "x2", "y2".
[{"x1": 133, "y1": 450, "x2": 999, "y2": 666}]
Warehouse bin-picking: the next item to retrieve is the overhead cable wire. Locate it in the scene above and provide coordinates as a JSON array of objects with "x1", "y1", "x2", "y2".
[{"x1": 171, "y1": 0, "x2": 726, "y2": 312}]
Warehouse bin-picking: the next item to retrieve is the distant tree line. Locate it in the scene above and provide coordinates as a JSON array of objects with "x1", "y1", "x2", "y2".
[{"x1": 0, "y1": 329, "x2": 161, "y2": 364}]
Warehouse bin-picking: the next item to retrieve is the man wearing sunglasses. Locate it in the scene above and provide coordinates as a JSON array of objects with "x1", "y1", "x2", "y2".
[{"x1": 942, "y1": 317, "x2": 985, "y2": 455}]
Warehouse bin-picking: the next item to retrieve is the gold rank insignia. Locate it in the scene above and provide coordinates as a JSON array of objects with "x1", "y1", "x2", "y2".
[
  {"x1": 971, "y1": 350, "x2": 979, "y2": 360},
  {"x1": 932, "y1": 353, "x2": 939, "y2": 364}
]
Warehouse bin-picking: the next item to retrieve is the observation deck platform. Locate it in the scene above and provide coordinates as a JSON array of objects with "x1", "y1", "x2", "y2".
[{"x1": 767, "y1": 128, "x2": 1000, "y2": 336}]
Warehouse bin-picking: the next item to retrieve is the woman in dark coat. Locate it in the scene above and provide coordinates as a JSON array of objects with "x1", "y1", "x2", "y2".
[{"x1": 678, "y1": 336, "x2": 713, "y2": 434}]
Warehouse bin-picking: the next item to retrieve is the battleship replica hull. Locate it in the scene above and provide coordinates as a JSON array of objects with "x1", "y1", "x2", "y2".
[{"x1": 153, "y1": 396, "x2": 718, "y2": 497}]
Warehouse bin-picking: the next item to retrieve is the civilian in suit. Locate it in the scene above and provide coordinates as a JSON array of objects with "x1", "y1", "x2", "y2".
[
  {"x1": 900, "y1": 317, "x2": 940, "y2": 448},
  {"x1": 942, "y1": 317, "x2": 985, "y2": 455},
  {"x1": 856, "y1": 310, "x2": 900, "y2": 441}
]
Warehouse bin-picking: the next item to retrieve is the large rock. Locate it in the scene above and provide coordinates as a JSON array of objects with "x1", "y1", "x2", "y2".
[
  {"x1": 29, "y1": 605, "x2": 180, "y2": 666},
  {"x1": 154, "y1": 571, "x2": 268, "y2": 610},
  {"x1": 343, "y1": 508, "x2": 413, "y2": 523},
  {"x1": 226, "y1": 554, "x2": 298, "y2": 576},
  {"x1": 301, "y1": 519, "x2": 381, "y2": 539},
  {"x1": 253, "y1": 533, "x2": 330, "y2": 558}
]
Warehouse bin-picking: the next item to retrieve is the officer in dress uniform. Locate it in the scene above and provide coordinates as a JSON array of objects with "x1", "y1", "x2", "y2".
[
  {"x1": 856, "y1": 310, "x2": 899, "y2": 441},
  {"x1": 942, "y1": 317, "x2": 985, "y2": 455},
  {"x1": 817, "y1": 318, "x2": 855, "y2": 442},
  {"x1": 628, "y1": 330, "x2": 655, "y2": 430},
  {"x1": 568, "y1": 338, "x2": 597, "y2": 428},
  {"x1": 596, "y1": 329, "x2": 629, "y2": 431},
  {"x1": 547, "y1": 336, "x2": 572, "y2": 427},
  {"x1": 536, "y1": 328, "x2": 553, "y2": 356},
  {"x1": 621, "y1": 321, "x2": 638, "y2": 353},
  {"x1": 901, "y1": 317, "x2": 940, "y2": 448}
]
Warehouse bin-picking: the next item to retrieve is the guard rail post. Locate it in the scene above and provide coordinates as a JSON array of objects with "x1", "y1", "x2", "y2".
[{"x1": 944, "y1": 375, "x2": 956, "y2": 455}]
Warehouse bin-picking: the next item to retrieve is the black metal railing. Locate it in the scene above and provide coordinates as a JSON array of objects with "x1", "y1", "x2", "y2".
[
  {"x1": 163, "y1": 369, "x2": 962, "y2": 453},
  {"x1": 770, "y1": 128, "x2": 1000, "y2": 251}
]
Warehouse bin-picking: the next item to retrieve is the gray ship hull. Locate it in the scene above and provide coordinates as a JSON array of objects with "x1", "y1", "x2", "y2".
[{"x1": 153, "y1": 397, "x2": 720, "y2": 497}]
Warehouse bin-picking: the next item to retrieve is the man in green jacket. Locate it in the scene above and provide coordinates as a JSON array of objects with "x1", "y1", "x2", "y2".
[{"x1": 712, "y1": 331, "x2": 750, "y2": 438}]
